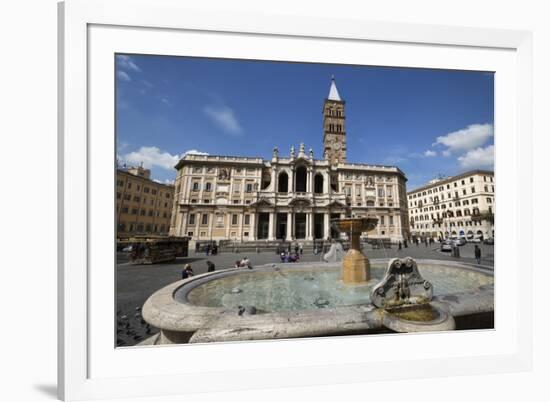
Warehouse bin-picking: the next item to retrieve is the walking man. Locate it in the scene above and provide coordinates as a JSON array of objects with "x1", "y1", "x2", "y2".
[{"x1": 474, "y1": 245, "x2": 481, "y2": 265}]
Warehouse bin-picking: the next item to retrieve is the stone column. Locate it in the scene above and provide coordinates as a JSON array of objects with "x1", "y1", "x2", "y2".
[
  {"x1": 225, "y1": 212, "x2": 231, "y2": 239},
  {"x1": 207, "y1": 212, "x2": 214, "y2": 239},
  {"x1": 307, "y1": 212, "x2": 314, "y2": 240},
  {"x1": 268, "y1": 211, "x2": 275, "y2": 240},
  {"x1": 180, "y1": 211, "x2": 187, "y2": 237},
  {"x1": 324, "y1": 212, "x2": 330, "y2": 239},
  {"x1": 249, "y1": 212, "x2": 256, "y2": 241},
  {"x1": 287, "y1": 211, "x2": 293, "y2": 240},
  {"x1": 238, "y1": 210, "x2": 244, "y2": 242}
]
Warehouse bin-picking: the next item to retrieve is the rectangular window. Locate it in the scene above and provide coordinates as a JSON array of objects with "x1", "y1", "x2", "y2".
[
  {"x1": 151, "y1": 189, "x2": 157, "y2": 195},
  {"x1": 192, "y1": 182, "x2": 200, "y2": 191},
  {"x1": 187, "y1": 231, "x2": 194, "y2": 237},
  {"x1": 205, "y1": 182, "x2": 212, "y2": 191},
  {"x1": 133, "y1": 196, "x2": 140, "y2": 202},
  {"x1": 234, "y1": 183, "x2": 241, "y2": 193},
  {"x1": 232, "y1": 214, "x2": 238, "y2": 225},
  {"x1": 188, "y1": 214, "x2": 195, "y2": 225},
  {"x1": 377, "y1": 187, "x2": 384, "y2": 197},
  {"x1": 470, "y1": 177, "x2": 474, "y2": 183},
  {"x1": 387, "y1": 187, "x2": 392, "y2": 198},
  {"x1": 380, "y1": 215, "x2": 385, "y2": 225},
  {"x1": 471, "y1": 186, "x2": 476, "y2": 193},
  {"x1": 244, "y1": 214, "x2": 250, "y2": 225},
  {"x1": 201, "y1": 213, "x2": 208, "y2": 225},
  {"x1": 389, "y1": 216, "x2": 394, "y2": 225},
  {"x1": 144, "y1": 187, "x2": 150, "y2": 193},
  {"x1": 245, "y1": 183, "x2": 253, "y2": 193}
]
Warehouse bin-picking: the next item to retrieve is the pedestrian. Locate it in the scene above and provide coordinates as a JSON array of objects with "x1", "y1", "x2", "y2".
[
  {"x1": 294, "y1": 244, "x2": 299, "y2": 255},
  {"x1": 299, "y1": 243, "x2": 303, "y2": 256},
  {"x1": 404, "y1": 239, "x2": 408, "y2": 248},
  {"x1": 181, "y1": 264, "x2": 194, "y2": 279},
  {"x1": 474, "y1": 245, "x2": 481, "y2": 264},
  {"x1": 241, "y1": 256, "x2": 252, "y2": 269},
  {"x1": 206, "y1": 260, "x2": 215, "y2": 272},
  {"x1": 212, "y1": 243, "x2": 218, "y2": 255},
  {"x1": 205, "y1": 244, "x2": 210, "y2": 256},
  {"x1": 398, "y1": 241, "x2": 402, "y2": 250}
]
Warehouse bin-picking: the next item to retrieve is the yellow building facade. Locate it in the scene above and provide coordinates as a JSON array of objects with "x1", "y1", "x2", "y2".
[{"x1": 116, "y1": 166, "x2": 175, "y2": 237}]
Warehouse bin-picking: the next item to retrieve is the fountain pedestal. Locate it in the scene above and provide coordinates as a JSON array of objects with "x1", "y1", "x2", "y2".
[{"x1": 332, "y1": 217, "x2": 378, "y2": 284}]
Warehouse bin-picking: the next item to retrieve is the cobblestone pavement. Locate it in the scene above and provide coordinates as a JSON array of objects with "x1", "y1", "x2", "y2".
[{"x1": 116, "y1": 242, "x2": 493, "y2": 346}]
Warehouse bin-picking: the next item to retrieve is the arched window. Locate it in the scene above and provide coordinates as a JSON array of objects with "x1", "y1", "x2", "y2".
[
  {"x1": 278, "y1": 171, "x2": 288, "y2": 193},
  {"x1": 295, "y1": 166, "x2": 307, "y2": 192},
  {"x1": 314, "y1": 173, "x2": 324, "y2": 194}
]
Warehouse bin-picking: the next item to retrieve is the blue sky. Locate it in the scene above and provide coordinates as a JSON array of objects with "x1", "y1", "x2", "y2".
[{"x1": 116, "y1": 54, "x2": 494, "y2": 190}]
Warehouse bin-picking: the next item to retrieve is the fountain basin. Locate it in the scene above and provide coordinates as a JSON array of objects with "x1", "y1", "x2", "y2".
[{"x1": 142, "y1": 259, "x2": 493, "y2": 344}]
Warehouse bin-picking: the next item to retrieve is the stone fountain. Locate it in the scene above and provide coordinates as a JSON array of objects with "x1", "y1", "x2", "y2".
[
  {"x1": 331, "y1": 216, "x2": 378, "y2": 284},
  {"x1": 140, "y1": 218, "x2": 493, "y2": 345}
]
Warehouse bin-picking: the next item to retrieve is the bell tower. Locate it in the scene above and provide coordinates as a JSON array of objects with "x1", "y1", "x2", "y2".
[{"x1": 323, "y1": 76, "x2": 346, "y2": 164}]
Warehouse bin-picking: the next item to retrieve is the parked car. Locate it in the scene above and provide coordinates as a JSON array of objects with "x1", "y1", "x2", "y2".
[
  {"x1": 483, "y1": 237, "x2": 494, "y2": 245},
  {"x1": 470, "y1": 237, "x2": 482, "y2": 243},
  {"x1": 450, "y1": 237, "x2": 466, "y2": 246},
  {"x1": 440, "y1": 241, "x2": 453, "y2": 252}
]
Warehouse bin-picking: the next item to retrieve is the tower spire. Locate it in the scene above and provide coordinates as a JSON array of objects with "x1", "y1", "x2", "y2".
[{"x1": 328, "y1": 75, "x2": 341, "y2": 101}]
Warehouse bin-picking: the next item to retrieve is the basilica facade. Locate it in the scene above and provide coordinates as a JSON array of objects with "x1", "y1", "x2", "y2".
[{"x1": 169, "y1": 78, "x2": 410, "y2": 245}]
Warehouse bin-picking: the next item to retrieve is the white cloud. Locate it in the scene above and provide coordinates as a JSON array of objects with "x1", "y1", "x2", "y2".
[
  {"x1": 423, "y1": 150, "x2": 437, "y2": 157},
  {"x1": 204, "y1": 105, "x2": 243, "y2": 135},
  {"x1": 442, "y1": 150, "x2": 451, "y2": 157},
  {"x1": 183, "y1": 149, "x2": 209, "y2": 156},
  {"x1": 116, "y1": 55, "x2": 141, "y2": 72},
  {"x1": 117, "y1": 70, "x2": 131, "y2": 82},
  {"x1": 457, "y1": 145, "x2": 494, "y2": 169},
  {"x1": 121, "y1": 146, "x2": 180, "y2": 170},
  {"x1": 434, "y1": 123, "x2": 493, "y2": 154},
  {"x1": 154, "y1": 179, "x2": 175, "y2": 185}
]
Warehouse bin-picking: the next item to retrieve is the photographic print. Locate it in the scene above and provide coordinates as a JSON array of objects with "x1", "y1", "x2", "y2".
[{"x1": 114, "y1": 55, "x2": 495, "y2": 347}]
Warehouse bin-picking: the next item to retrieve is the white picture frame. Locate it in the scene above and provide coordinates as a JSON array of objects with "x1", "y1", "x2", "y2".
[{"x1": 58, "y1": 0, "x2": 533, "y2": 400}]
